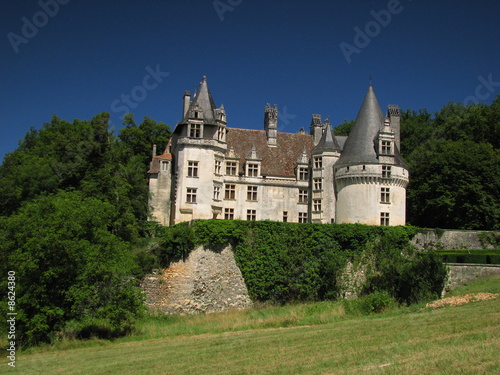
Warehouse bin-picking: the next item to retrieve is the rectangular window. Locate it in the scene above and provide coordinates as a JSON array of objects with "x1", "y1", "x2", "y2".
[
  {"x1": 188, "y1": 161, "x2": 199, "y2": 177},
  {"x1": 189, "y1": 124, "x2": 201, "y2": 138},
  {"x1": 313, "y1": 199, "x2": 322, "y2": 212},
  {"x1": 247, "y1": 186, "x2": 258, "y2": 201},
  {"x1": 213, "y1": 185, "x2": 221, "y2": 201},
  {"x1": 298, "y1": 167, "x2": 309, "y2": 181},
  {"x1": 283, "y1": 211, "x2": 288, "y2": 222},
  {"x1": 380, "y1": 212, "x2": 390, "y2": 226},
  {"x1": 224, "y1": 208, "x2": 234, "y2": 220},
  {"x1": 186, "y1": 188, "x2": 197, "y2": 203},
  {"x1": 382, "y1": 166, "x2": 391, "y2": 178},
  {"x1": 247, "y1": 163, "x2": 259, "y2": 177},
  {"x1": 298, "y1": 212, "x2": 308, "y2": 223},
  {"x1": 298, "y1": 189, "x2": 308, "y2": 204},
  {"x1": 381, "y1": 140, "x2": 392, "y2": 155},
  {"x1": 314, "y1": 156, "x2": 322, "y2": 169},
  {"x1": 218, "y1": 127, "x2": 224, "y2": 141},
  {"x1": 313, "y1": 178, "x2": 323, "y2": 191},
  {"x1": 247, "y1": 209, "x2": 256, "y2": 221},
  {"x1": 225, "y1": 184, "x2": 236, "y2": 200},
  {"x1": 226, "y1": 161, "x2": 237, "y2": 176},
  {"x1": 381, "y1": 187, "x2": 390, "y2": 203},
  {"x1": 214, "y1": 159, "x2": 222, "y2": 175},
  {"x1": 161, "y1": 161, "x2": 168, "y2": 171}
]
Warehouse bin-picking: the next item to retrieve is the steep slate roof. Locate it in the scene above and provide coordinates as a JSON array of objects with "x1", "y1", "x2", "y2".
[
  {"x1": 313, "y1": 124, "x2": 341, "y2": 152},
  {"x1": 336, "y1": 85, "x2": 384, "y2": 166},
  {"x1": 226, "y1": 128, "x2": 314, "y2": 177},
  {"x1": 184, "y1": 76, "x2": 218, "y2": 124}
]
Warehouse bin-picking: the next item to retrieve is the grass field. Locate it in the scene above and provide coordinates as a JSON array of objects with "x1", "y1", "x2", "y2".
[{"x1": 1, "y1": 276, "x2": 499, "y2": 374}]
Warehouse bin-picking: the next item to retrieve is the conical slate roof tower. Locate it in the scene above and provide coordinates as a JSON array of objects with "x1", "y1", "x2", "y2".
[{"x1": 334, "y1": 85, "x2": 409, "y2": 226}]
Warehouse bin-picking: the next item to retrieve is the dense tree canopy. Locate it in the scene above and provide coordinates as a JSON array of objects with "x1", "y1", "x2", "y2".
[
  {"x1": 400, "y1": 97, "x2": 499, "y2": 230},
  {"x1": 0, "y1": 112, "x2": 171, "y2": 346}
]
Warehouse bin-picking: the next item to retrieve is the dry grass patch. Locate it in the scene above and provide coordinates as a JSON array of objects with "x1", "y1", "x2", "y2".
[{"x1": 426, "y1": 293, "x2": 500, "y2": 308}]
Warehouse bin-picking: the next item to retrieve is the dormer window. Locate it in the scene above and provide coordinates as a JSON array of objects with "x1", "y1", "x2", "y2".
[
  {"x1": 247, "y1": 163, "x2": 259, "y2": 177},
  {"x1": 189, "y1": 124, "x2": 201, "y2": 138},
  {"x1": 381, "y1": 140, "x2": 393, "y2": 155},
  {"x1": 298, "y1": 167, "x2": 309, "y2": 181}
]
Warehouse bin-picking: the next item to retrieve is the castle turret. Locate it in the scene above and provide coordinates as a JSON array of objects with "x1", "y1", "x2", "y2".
[
  {"x1": 334, "y1": 85, "x2": 409, "y2": 226},
  {"x1": 311, "y1": 123, "x2": 341, "y2": 223}
]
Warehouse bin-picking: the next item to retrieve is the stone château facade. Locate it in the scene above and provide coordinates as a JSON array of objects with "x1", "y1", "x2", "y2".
[{"x1": 148, "y1": 77, "x2": 409, "y2": 226}]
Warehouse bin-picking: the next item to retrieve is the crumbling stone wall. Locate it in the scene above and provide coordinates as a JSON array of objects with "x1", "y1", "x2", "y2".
[{"x1": 141, "y1": 245, "x2": 252, "y2": 314}]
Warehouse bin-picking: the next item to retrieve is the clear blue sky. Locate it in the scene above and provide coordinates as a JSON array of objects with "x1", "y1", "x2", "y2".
[{"x1": 1, "y1": 0, "x2": 499, "y2": 161}]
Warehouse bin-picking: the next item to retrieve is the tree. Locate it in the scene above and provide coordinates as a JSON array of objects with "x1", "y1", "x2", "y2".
[
  {"x1": 406, "y1": 140, "x2": 499, "y2": 230},
  {"x1": 333, "y1": 119, "x2": 354, "y2": 136},
  {"x1": 119, "y1": 114, "x2": 171, "y2": 166},
  {"x1": 0, "y1": 191, "x2": 144, "y2": 346}
]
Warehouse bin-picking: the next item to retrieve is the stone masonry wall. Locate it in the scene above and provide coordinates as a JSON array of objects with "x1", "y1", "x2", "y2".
[
  {"x1": 410, "y1": 230, "x2": 497, "y2": 250},
  {"x1": 141, "y1": 245, "x2": 252, "y2": 314},
  {"x1": 443, "y1": 264, "x2": 500, "y2": 296}
]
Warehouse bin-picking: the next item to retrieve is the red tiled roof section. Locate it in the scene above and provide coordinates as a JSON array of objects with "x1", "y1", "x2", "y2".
[
  {"x1": 226, "y1": 128, "x2": 314, "y2": 177},
  {"x1": 148, "y1": 153, "x2": 172, "y2": 173}
]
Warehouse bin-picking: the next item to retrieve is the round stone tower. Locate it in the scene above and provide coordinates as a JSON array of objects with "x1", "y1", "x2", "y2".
[{"x1": 334, "y1": 85, "x2": 409, "y2": 226}]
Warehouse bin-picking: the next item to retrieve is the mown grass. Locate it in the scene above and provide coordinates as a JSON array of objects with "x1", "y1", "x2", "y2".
[{"x1": 1, "y1": 276, "x2": 499, "y2": 374}]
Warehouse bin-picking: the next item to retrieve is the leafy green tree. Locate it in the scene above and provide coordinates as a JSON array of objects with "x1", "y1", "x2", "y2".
[
  {"x1": 119, "y1": 114, "x2": 171, "y2": 165},
  {"x1": 0, "y1": 191, "x2": 144, "y2": 346},
  {"x1": 333, "y1": 119, "x2": 354, "y2": 136},
  {"x1": 406, "y1": 140, "x2": 499, "y2": 229}
]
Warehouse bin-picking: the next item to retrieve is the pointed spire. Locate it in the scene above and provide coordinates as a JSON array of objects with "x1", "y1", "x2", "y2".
[
  {"x1": 184, "y1": 76, "x2": 218, "y2": 123},
  {"x1": 336, "y1": 85, "x2": 384, "y2": 166},
  {"x1": 313, "y1": 123, "x2": 341, "y2": 152}
]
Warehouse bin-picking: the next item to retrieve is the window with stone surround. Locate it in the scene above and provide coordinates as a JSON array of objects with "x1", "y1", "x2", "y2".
[
  {"x1": 381, "y1": 140, "x2": 393, "y2": 155},
  {"x1": 382, "y1": 166, "x2": 391, "y2": 178},
  {"x1": 214, "y1": 159, "x2": 222, "y2": 175},
  {"x1": 213, "y1": 185, "x2": 221, "y2": 201},
  {"x1": 186, "y1": 188, "x2": 197, "y2": 203},
  {"x1": 188, "y1": 161, "x2": 199, "y2": 177},
  {"x1": 314, "y1": 156, "x2": 322, "y2": 169},
  {"x1": 226, "y1": 161, "x2": 237, "y2": 176},
  {"x1": 189, "y1": 123, "x2": 201, "y2": 138},
  {"x1": 247, "y1": 163, "x2": 259, "y2": 177},
  {"x1": 247, "y1": 209, "x2": 256, "y2": 221},
  {"x1": 298, "y1": 167, "x2": 309, "y2": 181},
  {"x1": 225, "y1": 184, "x2": 236, "y2": 200},
  {"x1": 298, "y1": 212, "x2": 308, "y2": 223},
  {"x1": 224, "y1": 208, "x2": 234, "y2": 220},
  {"x1": 298, "y1": 189, "x2": 308, "y2": 204},
  {"x1": 381, "y1": 187, "x2": 390, "y2": 203},
  {"x1": 283, "y1": 211, "x2": 288, "y2": 222},
  {"x1": 247, "y1": 186, "x2": 258, "y2": 201},
  {"x1": 380, "y1": 212, "x2": 390, "y2": 226},
  {"x1": 313, "y1": 178, "x2": 323, "y2": 191},
  {"x1": 313, "y1": 199, "x2": 322, "y2": 212}
]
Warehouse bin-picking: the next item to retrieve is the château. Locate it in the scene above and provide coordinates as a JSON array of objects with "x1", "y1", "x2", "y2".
[{"x1": 148, "y1": 77, "x2": 409, "y2": 226}]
